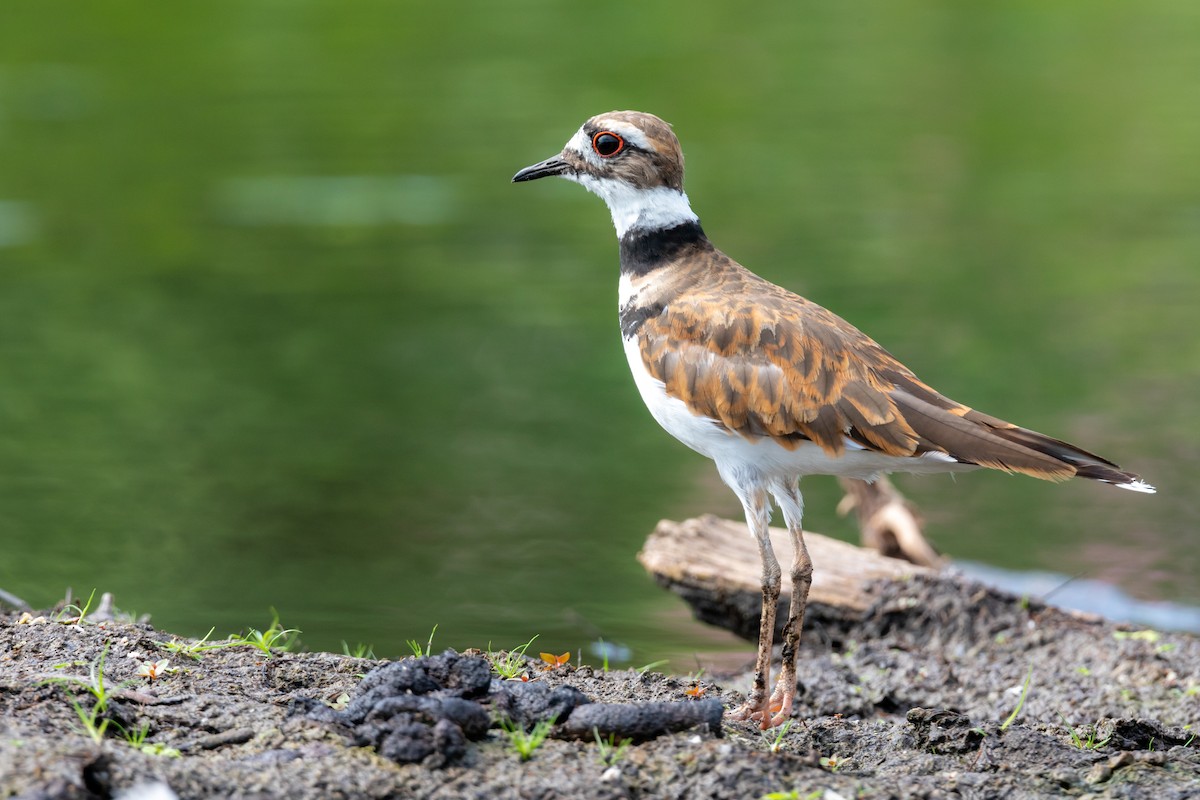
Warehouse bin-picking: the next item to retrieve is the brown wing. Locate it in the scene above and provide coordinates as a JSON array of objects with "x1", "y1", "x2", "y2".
[
  {"x1": 635, "y1": 269, "x2": 1128, "y2": 483},
  {"x1": 638, "y1": 280, "x2": 923, "y2": 457}
]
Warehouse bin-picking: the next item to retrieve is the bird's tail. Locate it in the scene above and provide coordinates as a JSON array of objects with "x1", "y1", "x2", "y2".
[
  {"x1": 961, "y1": 408, "x2": 1156, "y2": 493},
  {"x1": 887, "y1": 375, "x2": 1156, "y2": 494}
]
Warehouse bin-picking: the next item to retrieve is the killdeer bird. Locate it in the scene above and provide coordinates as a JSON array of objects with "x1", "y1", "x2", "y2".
[{"x1": 513, "y1": 110, "x2": 1155, "y2": 727}]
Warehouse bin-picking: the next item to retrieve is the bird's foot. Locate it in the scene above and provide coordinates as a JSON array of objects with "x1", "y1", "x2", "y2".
[
  {"x1": 730, "y1": 693, "x2": 791, "y2": 729},
  {"x1": 765, "y1": 680, "x2": 796, "y2": 728}
]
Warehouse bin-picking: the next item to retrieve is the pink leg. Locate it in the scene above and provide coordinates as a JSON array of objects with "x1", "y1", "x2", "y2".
[
  {"x1": 766, "y1": 480, "x2": 812, "y2": 727},
  {"x1": 727, "y1": 486, "x2": 780, "y2": 726}
]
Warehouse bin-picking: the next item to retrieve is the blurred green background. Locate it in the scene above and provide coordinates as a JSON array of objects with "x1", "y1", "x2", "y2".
[{"x1": 1, "y1": 1, "x2": 1197, "y2": 666}]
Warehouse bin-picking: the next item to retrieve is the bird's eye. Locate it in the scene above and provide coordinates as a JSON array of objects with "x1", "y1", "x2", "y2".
[{"x1": 592, "y1": 131, "x2": 624, "y2": 158}]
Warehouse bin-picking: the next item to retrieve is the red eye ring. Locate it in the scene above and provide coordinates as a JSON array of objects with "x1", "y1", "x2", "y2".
[{"x1": 591, "y1": 131, "x2": 625, "y2": 158}]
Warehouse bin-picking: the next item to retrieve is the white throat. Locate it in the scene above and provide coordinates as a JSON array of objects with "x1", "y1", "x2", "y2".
[{"x1": 569, "y1": 175, "x2": 698, "y2": 238}]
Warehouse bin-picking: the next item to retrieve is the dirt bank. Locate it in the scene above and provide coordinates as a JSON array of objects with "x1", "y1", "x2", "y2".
[{"x1": 2, "y1": 574, "x2": 1198, "y2": 799}]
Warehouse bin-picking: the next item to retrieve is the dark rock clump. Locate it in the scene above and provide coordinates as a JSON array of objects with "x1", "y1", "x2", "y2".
[{"x1": 296, "y1": 649, "x2": 724, "y2": 766}]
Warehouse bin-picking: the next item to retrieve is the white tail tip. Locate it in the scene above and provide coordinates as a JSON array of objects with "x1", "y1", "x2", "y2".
[{"x1": 1115, "y1": 479, "x2": 1156, "y2": 494}]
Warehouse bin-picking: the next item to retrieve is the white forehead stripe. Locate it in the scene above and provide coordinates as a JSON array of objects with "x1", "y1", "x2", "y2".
[
  {"x1": 591, "y1": 119, "x2": 654, "y2": 151},
  {"x1": 565, "y1": 121, "x2": 655, "y2": 165}
]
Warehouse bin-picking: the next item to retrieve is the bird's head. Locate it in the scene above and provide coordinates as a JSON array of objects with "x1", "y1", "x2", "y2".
[{"x1": 513, "y1": 110, "x2": 697, "y2": 238}]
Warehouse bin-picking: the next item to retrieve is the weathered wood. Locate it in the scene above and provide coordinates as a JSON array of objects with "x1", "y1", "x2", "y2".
[
  {"x1": 637, "y1": 515, "x2": 934, "y2": 641},
  {"x1": 836, "y1": 476, "x2": 943, "y2": 568}
]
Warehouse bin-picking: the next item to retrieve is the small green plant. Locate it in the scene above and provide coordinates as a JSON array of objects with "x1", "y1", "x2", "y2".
[
  {"x1": 406, "y1": 624, "x2": 439, "y2": 658},
  {"x1": 1113, "y1": 629, "x2": 1160, "y2": 643},
  {"x1": 637, "y1": 659, "x2": 669, "y2": 674},
  {"x1": 819, "y1": 753, "x2": 844, "y2": 772},
  {"x1": 157, "y1": 627, "x2": 236, "y2": 660},
  {"x1": 593, "y1": 728, "x2": 630, "y2": 766},
  {"x1": 53, "y1": 589, "x2": 97, "y2": 625},
  {"x1": 140, "y1": 740, "x2": 182, "y2": 758},
  {"x1": 999, "y1": 665, "x2": 1033, "y2": 732},
  {"x1": 228, "y1": 609, "x2": 300, "y2": 656},
  {"x1": 135, "y1": 658, "x2": 174, "y2": 682},
  {"x1": 39, "y1": 642, "x2": 124, "y2": 743},
  {"x1": 69, "y1": 697, "x2": 112, "y2": 743},
  {"x1": 761, "y1": 719, "x2": 793, "y2": 754},
  {"x1": 488, "y1": 635, "x2": 539, "y2": 680},
  {"x1": 341, "y1": 641, "x2": 376, "y2": 659},
  {"x1": 1056, "y1": 712, "x2": 1111, "y2": 750},
  {"x1": 761, "y1": 791, "x2": 823, "y2": 800},
  {"x1": 116, "y1": 722, "x2": 181, "y2": 757},
  {"x1": 498, "y1": 715, "x2": 555, "y2": 761}
]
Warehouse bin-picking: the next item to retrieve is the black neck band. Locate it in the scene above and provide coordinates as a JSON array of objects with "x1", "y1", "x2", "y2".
[{"x1": 619, "y1": 221, "x2": 709, "y2": 276}]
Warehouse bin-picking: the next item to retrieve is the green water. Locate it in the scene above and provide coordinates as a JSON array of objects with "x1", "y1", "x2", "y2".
[{"x1": 2, "y1": 2, "x2": 1197, "y2": 665}]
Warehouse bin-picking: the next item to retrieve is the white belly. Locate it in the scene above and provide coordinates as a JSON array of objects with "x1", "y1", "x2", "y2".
[{"x1": 620, "y1": 334, "x2": 977, "y2": 484}]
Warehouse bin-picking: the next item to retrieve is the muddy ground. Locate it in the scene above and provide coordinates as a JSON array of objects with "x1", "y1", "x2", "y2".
[{"x1": 2, "y1": 575, "x2": 1199, "y2": 800}]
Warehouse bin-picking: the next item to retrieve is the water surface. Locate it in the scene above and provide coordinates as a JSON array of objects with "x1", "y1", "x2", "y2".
[{"x1": 1, "y1": 2, "x2": 1197, "y2": 666}]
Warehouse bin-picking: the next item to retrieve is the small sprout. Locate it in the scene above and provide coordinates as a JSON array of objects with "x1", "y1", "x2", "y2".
[
  {"x1": 54, "y1": 589, "x2": 97, "y2": 626},
  {"x1": 1113, "y1": 629, "x2": 1160, "y2": 643},
  {"x1": 227, "y1": 610, "x2": 300, "y2": 656},
  {"x1": 593, "y1": 728, "x2": 630, "y2": 766},
  {"x1": 406, "y1": 624, "x2": 439, "y2": 658},
  {"x1": 819, "y1": 753, "x2": 843, "y2": 771},
  {"x1": 637, "y1": 659, "x2": 669, "y2": 674},
  {"x1": 498, "y1": 715, "x2": 555, "y2": 761},
  {"x1": 119, "y1": 723, "x2": 182, "y2": 758},
  {"x1": 1000, "y1": 665, "x2": 1033, "y2": 732},
  {"x1": 136, "y1": 659, "x2": 172, "y2": 682},
  {"x1": 156, "y1": 627, "x2": 235, "y2": 660},
  {"x1": 1057, "y1": 712, "x2": 1111, "y2": 750},
  {"x1": 121, "y1": 721, "x2": 148, "y2": 747},
  {"x1": 341, "y1": 641, "x2": 376, "y2": 660},
  {"x1": 1076, "y1": 666, "x2": 1092, "y2": 676},
  {"x1": 763, "y1": 719, "x2": 793, "y2": 754},
  {"x1": 539, "y1": 651, "x2": 571, "y2": 669},
  {"x1": 140, "y1": 741, "x2": 182, "y2": 758},
  {"x1": 39, "y1": 643, "x2": 124, "y2": 743},
  {"x1": 487, "y1": 635, "x2": 539, "y2": 680}
]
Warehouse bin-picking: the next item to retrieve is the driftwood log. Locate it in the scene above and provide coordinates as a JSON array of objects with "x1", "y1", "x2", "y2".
[
  {"x1": 836, "y1": 476, "x2": 942, "y2": 568},
  {"x1": 637, "y1": 515, "x2": 934, "y2": 642}
]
